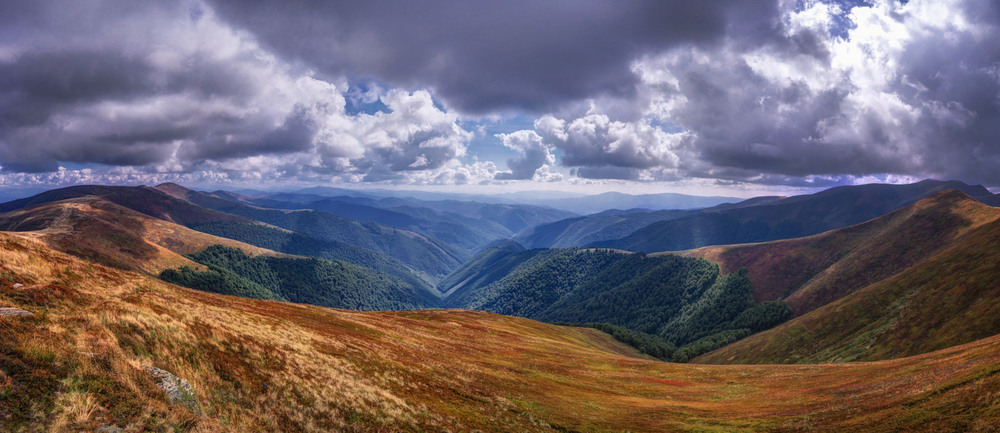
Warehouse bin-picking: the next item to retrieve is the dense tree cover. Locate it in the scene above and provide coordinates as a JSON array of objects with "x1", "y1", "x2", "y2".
[
  {"x1": 559, "y1": 322, "x2": 676, "y2": 360},
  {"x1": 160, "y1": 265, "x2": 284, "y2": 301},
  {"x1": 671, "y1": 329, "x2": 752, "y2": 363},
  {"x1": 160, "y1": 245, "x2": 439, "y2": 311},
  {"x1": 732, "y1": 300, "x2": 793, "y2": 333},
  {"x1": 188, "y1": 221, "x2": 435, "y2": 292},
  {"x1": 446, "y1": 249, "x2": 791, "y2": 361}
]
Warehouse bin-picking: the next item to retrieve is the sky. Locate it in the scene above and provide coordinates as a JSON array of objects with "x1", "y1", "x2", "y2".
[{"x1": 1, "y1": 0, "x2": 999, "y2": 196}]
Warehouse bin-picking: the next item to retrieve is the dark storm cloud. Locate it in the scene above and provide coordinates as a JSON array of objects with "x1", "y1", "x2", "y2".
[
  {"x1": 205, "y1": 0, "x2": 782, "y2": 114},
  {"x1": 0, "y1": 0, "x2": 325, "y2": 173},
  {"x1": 667, "y1": 53, "x2": 861, "y2": 176},
  {"x1": 888, "y1": 3, "x2": 1000, "y2": 183}
]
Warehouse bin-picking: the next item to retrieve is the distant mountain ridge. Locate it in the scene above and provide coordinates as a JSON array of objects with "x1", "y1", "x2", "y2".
[
  {"x1": 199, "y1": 186, "x2": 576, "y2": 257},
  {"x1": 592, "y1": 179, "x2": 1000, "y2": 253},
  {"x1": 281, "y1": 185, "x2": 741, "y2": 214}
]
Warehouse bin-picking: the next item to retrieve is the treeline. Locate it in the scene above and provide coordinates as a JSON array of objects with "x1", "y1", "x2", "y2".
[
  {"x1": 187, "y1": 221, "x2": 434, "y2": 292},
  {"x1": 446, "y1": 249, "x2": 792, "y2": 361},
  {"x1": 160, "y1": 245, "x2": 438, "y2": 311},
  {"x1": 559, "y1": 322, "x2": 676, "y2": 360}
]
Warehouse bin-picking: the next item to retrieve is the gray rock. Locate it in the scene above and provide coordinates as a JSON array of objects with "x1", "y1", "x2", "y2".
[
  {"x1": 143, "y1": 366, "x2": 201, "y2": 413},
  {"x1": 0, "y1": 307, "x2": 33, "y2": 317}
]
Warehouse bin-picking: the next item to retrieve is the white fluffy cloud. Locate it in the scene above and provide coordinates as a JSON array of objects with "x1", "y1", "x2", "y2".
[
  {"x1": 494, "y1": 130, "x2": 557, "y2": 180},
  {"x1": 502, "y1": 113, "x2": 684, "y2": 181}
]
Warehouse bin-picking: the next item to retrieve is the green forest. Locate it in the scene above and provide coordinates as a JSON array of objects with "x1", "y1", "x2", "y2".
[
  {"x1": 160, "y1": 245, "x2": 438, "y2": 311},
  {"x1": 445, "y1": 248, "x2": 792, "y2": 361}
]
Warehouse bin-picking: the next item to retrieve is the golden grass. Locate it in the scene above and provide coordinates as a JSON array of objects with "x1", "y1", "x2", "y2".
[
  {"x1": 1, "y1": 231, "x2": 999, "y2": 432},
  {"x1": 0, "y1": 196, "x2": 290, "y2": 275}
]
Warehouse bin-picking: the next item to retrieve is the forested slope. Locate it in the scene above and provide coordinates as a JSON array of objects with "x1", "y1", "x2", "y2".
[
  {"x1": 444, "y1": 248, "x2": 790, "y2": 361},
  {"x1": 161, "y1": 245, "x2": 437, "y2": 310}
]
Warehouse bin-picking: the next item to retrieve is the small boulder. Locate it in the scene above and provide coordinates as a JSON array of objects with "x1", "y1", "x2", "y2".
[
  {"x1": 143, "y1": 366, "x2": 201, "y2": 413},
  {"x1": 0, "y1": 307, "x2": 33, "y2": 317}
]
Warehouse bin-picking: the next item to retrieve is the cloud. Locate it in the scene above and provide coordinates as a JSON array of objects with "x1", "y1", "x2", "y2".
[
  {"x1": 348, "y1": 89, "x2": 472, "y2": 180},
  {"x1": 612, "y1": 0, "x2": 1000, "y2": 185},
  {"x1": 2, "y1": 0, "x2": 1000, "y2": 190},
  {"x1": 494, "y1": 130, "x2": 554, "y2": 180},
  {"x1": 204, "y1": 0, "x2": 783, "y2": 114},
  {"x1": 535, "y1": 114, "x2": 683, "y2": 174},
  {"x1": 0, "y1": 1, "x2": 481, "y2": 185}
]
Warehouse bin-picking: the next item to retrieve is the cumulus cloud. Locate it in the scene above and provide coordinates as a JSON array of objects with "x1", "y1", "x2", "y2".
[
  {"x1": 494, "y1": 130, "x2": 555, "y2": 180},
  {"x1": 530, "y1": 114, "x2": 683, "y2": 180},
  {"x1": 348, "y1": 89, "x2": 472, "y2": 180}
]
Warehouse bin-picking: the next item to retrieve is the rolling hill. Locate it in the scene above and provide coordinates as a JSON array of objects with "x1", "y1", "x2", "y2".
[
  {"x1": 2, "y1": 229, "x2": 1000, "y2": 432},
  {"x1": 231, "y1": 190, "x2": 577, "y2": 254},
  {"x1": 0, "y1": 195, "x2": 281, "y2": 274},
  {"x1": 161, "y1": 245, "x2": 438, "y2": 310},
  {"x1": 228, "y1": 196, "x2": 516, "y2": 255},
  {"x1": 693, "y1": 190, "x2": 1000, "y2": 364},
  {"x1": 592, "y1": 179, "x2": 1000, "y2": 253},
  {"x1": 513, "y1": 209, "x2": 697, "y2": 248}
]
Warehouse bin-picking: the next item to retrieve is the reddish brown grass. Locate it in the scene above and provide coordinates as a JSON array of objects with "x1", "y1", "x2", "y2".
[{"x1": 0, "y1": 231, "x2": 998, "y2": 432}]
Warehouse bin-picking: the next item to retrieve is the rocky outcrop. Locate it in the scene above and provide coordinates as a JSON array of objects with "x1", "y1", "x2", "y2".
[
  {"x1": 0, "y1": 307, "x2": 33, "y2": 317},
  {"x1": 143, "y1": 366, "x2": 201, "y2": 413}
]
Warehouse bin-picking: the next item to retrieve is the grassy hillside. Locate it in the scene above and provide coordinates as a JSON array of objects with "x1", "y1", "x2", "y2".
[
  {"x1": 683, "y1": 190, "x2": 1000, "y2": 314},
  {"x1": 0, "y1": 196, "x2": 282, "y2": 274},
  {"x1": 695, "y1": 199, "x2": 1000, "y2": 364},
  {"x1": 443, "y1": 248, "x2": 791, "y2": 361},
  {"x1": 592, "y1": 179, "x2": 999, "y2": 253},
  {"x1": 162, "y1": 245, "x2": 438, "y2": 310},
  {"x1": 2, "y1": 232, "x2": 1000, "y2": 432},
  {"x1": 0, "y1": 185, "x2": 245, "y2": 226}
]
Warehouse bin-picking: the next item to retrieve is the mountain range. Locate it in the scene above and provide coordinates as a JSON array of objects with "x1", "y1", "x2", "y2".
[{"x1": 2, "y1": 179, "x2": 1000, "y2": 431}]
